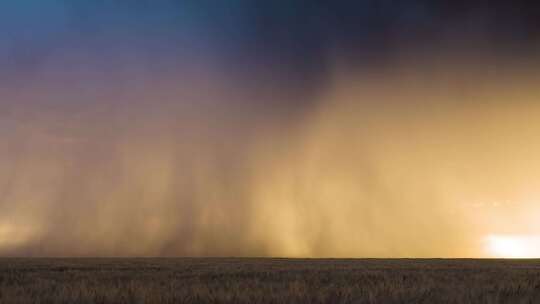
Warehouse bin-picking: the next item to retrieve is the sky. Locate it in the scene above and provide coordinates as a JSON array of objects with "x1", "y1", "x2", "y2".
[{"x1": 2, "y1": 1, "x2": 540, "y2": 257}]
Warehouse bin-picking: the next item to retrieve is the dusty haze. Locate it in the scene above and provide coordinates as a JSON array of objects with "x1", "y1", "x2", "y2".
[
  {"x1": 2, "y1": 52, "x2": 540, "y2": 257},
  {"x1": 2, "y1": 1, "x2": 540, "y2": 257}
]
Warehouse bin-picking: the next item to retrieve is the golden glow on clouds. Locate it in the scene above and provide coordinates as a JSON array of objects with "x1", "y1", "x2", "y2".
[{"x1": 2, "y1": 57, "x2": 540, "y2": 257}]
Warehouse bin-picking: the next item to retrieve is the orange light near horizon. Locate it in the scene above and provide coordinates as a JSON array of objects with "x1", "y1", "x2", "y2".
[
  {"x1": 485, "y1": 235, "x2": 540, "y2": 258},
  {"x1": 0, "y1": 222, "x2": 37, "y2": 251}
]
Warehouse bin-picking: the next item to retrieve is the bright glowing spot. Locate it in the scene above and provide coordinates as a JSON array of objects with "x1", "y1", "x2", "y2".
[{"x1": 485, "y1": 235, "x2": 540, "y2": 258}]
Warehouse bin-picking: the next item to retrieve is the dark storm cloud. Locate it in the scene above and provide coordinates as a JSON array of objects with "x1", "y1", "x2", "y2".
[
  {"x1": 2, "y1": 1, "x2": 540, "y2": 258},
  {"x1": 3, "y1": 1, "x2": 540, "y2": 83}
]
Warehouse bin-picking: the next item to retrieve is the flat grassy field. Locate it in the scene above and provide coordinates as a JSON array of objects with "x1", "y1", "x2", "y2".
[{"x1": 0, "y1": 258, "x2": 539, "y2": 303}]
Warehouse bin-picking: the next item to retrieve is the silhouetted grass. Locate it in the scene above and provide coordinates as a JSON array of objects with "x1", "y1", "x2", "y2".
[{"x1": 0, "y1": 258, "x2": 539, "y2": 303}]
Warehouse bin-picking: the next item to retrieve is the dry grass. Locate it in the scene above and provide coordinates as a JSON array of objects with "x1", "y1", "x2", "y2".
[{"x1": 0, "y1": 258, "x2": 539, "y2": 303}]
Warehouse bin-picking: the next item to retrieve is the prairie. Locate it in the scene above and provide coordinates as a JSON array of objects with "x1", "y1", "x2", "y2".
[{"x1": 0, "y1": 258, "x2": 539, "y2": 303}]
